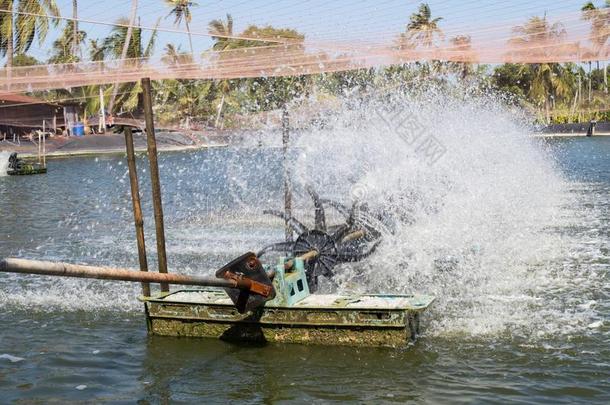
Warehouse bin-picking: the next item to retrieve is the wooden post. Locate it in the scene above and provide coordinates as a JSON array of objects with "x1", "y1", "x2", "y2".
[
  {"x1": 124, "y1": 126, "x2": 150, "y2": 296},
  {"x1": 282, "y1": 106, "x2": 292, "y2": 242},
  {"x1": 42, "y1": 131, "x2": 46, "y2": 168},
  {"x1": 42, "y1": 120, "x2": 46, "y2": 166},
  {"x1": 37, "y1": 131, "x2": 41, "y2": 164},
  {"x1": 99, "y1": 86, "x2": 106, "y2": 134},
  {"x1": 141, "y1": 77, "x2": 169, "y2": 292},
  {"x1": 63, "y1": 108, "x2": 69, "y2": 136}
]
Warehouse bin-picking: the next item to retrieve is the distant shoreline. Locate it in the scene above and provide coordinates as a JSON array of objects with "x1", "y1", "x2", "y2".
[
  {"x1": 534, "y1": 132, "x2": 610, "y2": 137},
  {"x1": 537, "y1": 121, "x2": 610, "y2": 137},
  {"x1": 0, "y1": 131, "x2": 229, "y2": 160},
  {"x1": 3, "y1": 126, "x2": 609, "y2": 160}
]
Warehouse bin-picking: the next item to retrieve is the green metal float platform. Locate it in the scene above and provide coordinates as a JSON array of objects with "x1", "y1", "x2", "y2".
[
  {"x1": 7, "y1": 164, "x2": 47, "y2": 175},
  {"x1": 141, "y1": 257, "x2": 434, "y2": 347},
  {"x1": 5, "y1": 153, "x2": 47, "y2": 175}
]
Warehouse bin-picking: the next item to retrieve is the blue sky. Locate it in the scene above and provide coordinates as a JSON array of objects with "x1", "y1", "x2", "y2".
[{"x1": 1, "y1": 0, "x2": 601, "y2": 63}]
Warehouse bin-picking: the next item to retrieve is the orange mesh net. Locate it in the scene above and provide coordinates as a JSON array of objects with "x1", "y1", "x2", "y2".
[{"x1": 0, "y1": 9, "x2": 608, "y2": 95}]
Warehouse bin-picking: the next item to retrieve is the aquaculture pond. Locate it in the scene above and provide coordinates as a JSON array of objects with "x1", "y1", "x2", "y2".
[{"x1": 1, "y1": 94, "x2": 608, "y2": 403}]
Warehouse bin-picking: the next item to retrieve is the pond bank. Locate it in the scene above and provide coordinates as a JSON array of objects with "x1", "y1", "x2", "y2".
[{"x1": 0, "y1": 131, "x2": 229, "y2": 159}]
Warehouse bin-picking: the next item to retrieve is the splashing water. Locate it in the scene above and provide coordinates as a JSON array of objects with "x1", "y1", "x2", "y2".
[
  {"x1": 287, "y1": 85, "x2": 599, "y2": 339},
  {"x1": 0, "y1": 85, "x2": 602, "y2": 343},
  {"x1": 0, "y1": 151, "x2": 10, "y2": 176}
]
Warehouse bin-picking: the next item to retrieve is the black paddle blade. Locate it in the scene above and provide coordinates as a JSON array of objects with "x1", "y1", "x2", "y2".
[
  {"x1": 263, "y1": 209, "x2": 309, "y2": 234},
  {"x1": 215, "y1": 252, "x2": 275, "y2": 313},
  {"x1": 257, "y1": 241, "x2": 295, "y2": 257},
  {"x1": 306, "y1": 186, "x2": 326, "y2": 231}
]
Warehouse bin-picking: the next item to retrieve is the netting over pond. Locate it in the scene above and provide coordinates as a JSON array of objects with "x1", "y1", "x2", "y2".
[{"x1": 0, "y1": 7, "x2": 608, "y2": 95}]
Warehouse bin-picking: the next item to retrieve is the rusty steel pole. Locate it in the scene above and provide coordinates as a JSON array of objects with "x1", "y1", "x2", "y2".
[
  {"x1": 124, "y1": 126, "x2": 150, "y2": 296},
  {"x1": 141, "y1": 77, "x2": 169, "y2": 292},
  {"x1": 0, "y1": 258, "x2": 269, "y2": 294},
  {"x1": 282, "y1": 106, "x2": 292, "y2": 243}
]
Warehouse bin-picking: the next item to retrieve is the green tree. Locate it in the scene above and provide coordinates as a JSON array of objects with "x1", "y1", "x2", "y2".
[
  {"x1": 208, "y1": 14, "x2": 235, "y2": 126},
  {"x1": 48, "y1": 20, "x2": 86, "y2": 64},
  {"x1": 400, "y1": 3, "x2": 443, "y2": 49},
  {"x1": 107, "y1": 0, "x2": 138, "y2": 115},
  {"x1": 88, "y1": 39, "x2": 105, "y2": 61},
  {"x1": 492, "y1": 63, "x2": 532, "y2": 101},
  {"x1": 509, "y1": 16, "x2": 573, "y2": 123},
  {"x1": 449, "y1": 35, "x2": 475, "y2": 79},
  {"x1": 208, "y1": 13, "x2": 233, "y2": 51},
  {"x1": 102, "y1": 18, "x2": 158, "y2": 112},
  {"x1": 157, "y1": 43, "x2": 212, "y2": 127},
  {"x1": 161, "y1": 43, "x2": 193, "y2": 66},
  {"x1": 230, "y1": 25, "x2": 306, "y2": 113},
  {"x1": 0, "y1": 0, "x2": 60, "y2": 68},
  {"x1": 581, "y1": 1, "x2": 610, "y2": 93},
  {"x1": 164, "y1": 0, "x2": 197, "y2": 54},
  {"x1": 71, "y1": 0, "x2": 78, "y2": 55},
  {"x1": 11, "y1": 52, "x2": 39, "y2": 66}
]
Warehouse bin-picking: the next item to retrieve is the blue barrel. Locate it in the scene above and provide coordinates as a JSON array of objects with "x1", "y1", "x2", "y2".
[{"x1": 72, "y1": 123, "x2": 85, "y2": 136}]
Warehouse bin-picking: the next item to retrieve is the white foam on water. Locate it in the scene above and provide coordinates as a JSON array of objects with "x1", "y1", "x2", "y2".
[
  {"x1": 0, "y1": 151, "x2": 10, "y2": 176},
  {"x1": 0, "y1": 353, "x2": 25, "y2": 363},
  {"x1": 288, "y1": 84, "x2": 602, "y2": 340},
  {"x1": 0, "y1": 83, "x2": 603, "y2": 343}
]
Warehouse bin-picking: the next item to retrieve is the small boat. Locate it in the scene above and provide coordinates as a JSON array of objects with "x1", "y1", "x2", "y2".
[{"x1": 6, "y1": 153, "x2": 47, "y2": 175}]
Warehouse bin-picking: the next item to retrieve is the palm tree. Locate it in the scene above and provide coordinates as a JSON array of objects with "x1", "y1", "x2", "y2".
[
  {"x1": 209, "y1": 13, "x2": 233, "y2": 51},
  {"x1": 72, "y1": 0, "x2": 78, "y2": 56},
  {"x1": 48, "y1": 20, "x2": 85, "y2": 64},
  {"x1": 161, "y1": 43, "x2": 193, "y2": 66},
  {"x1": 157, "y1": 44, "x2": 208, "y2": 128},
  {"x1": 581, "y1": 1, "x2": 610, "y2": 93},
  {"x1": 102, "y1": 17, "x2": 158, "y2": 112},
  {"x1": 164, "y1": 0, "x2": 197, "y2": 54},
  {"x1": 89, "y1": 39, "x2": 105, "y2": 61},
  {"x1": 107, "y1": 0, "x2": 138, "y2": 115},
  {"x1": 509, "y1": 16, "x2": 573, "y2": 123},
  {"x1": 449, "y1": 35, "x2": 474, "y2": 79},
  {"x1": 509, "y1": 15, "x2": 566, "y2": 60},
  {"x1": 400, "y1": 3, "x2": 443, "y2": 49},
  {"x1": 153, "y1": 77, "x2": 212, "y2": 126},
  {"x1": 208, "y1": 14, "x2": 234, "y2": 127},
  {"x1": 0, "y1": 0, "x2": 60, "y2": 68}
]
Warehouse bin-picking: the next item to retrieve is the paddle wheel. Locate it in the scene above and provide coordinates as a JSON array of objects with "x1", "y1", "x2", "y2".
[{"x1": 257, "y1": 187, "x2": 387, "y2": 291}]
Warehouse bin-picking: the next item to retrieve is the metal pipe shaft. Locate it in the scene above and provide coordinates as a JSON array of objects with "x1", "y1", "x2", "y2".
[
  {"x1": 283, "y1": 229, "x2": 367, "y2": 270},
  {"x1": 0, "y1": 258, "x2": 247, "y2": 290},
  {"x1": 142, "y1": 77, "x2": 169, "y2": 292},
  {"x1": 341, "y1": 229, "x2": 365, "y2": 243}
]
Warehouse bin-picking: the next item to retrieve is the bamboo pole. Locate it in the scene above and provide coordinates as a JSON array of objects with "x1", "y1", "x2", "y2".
[
  {"x1": 282, "y1": 106, "x2": 292, "y2": 243},
  {"x1": 124, "y1": 126, "x2": 150, "y2": 296},
  {"x1": 141, "y1": 77, "x2": 169, "y2": 292}
]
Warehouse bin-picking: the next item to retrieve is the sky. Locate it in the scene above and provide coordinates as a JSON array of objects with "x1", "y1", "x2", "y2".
[{"x1": 0, "y1": 0, "x2": 603, "y2": 64}]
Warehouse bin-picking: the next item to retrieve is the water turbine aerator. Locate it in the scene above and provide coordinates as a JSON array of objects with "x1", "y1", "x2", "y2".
[
  {"x1": 0, "y1": 80, "x2": 434, "y2": 347},
  {"x1": 258, "y1": 186, "x2": 383, "y2": 292}
]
